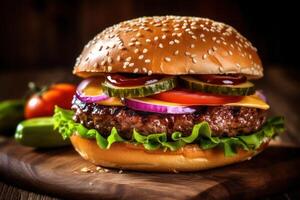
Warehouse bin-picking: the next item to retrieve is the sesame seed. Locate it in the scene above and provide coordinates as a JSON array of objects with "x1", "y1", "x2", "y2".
[
  {"x1": 228, "y1": 50, "x2": 233, "y2": 56},
  {"x1": 236, "y1": 63, "x2": 241, "y2": 68},
  {"x1": 200, "y1": 34, "x2": 205, "y2": 38},
  {"x1": 174, "y1": 39, "x2": 180, "y2": 44},
  {"x1": 216, "y1": 40, "x2": 221, "y2": 44},
  {"x1": 145, "y1": 59, "x2": 151, "y2": 63},
  {"x1": 192, "y1": 58, "x2": 197, "y2": 64},
  {"x1": 212, "y1": 46, "x2": 217, "y2": 51},
  {"x1": 130, "y1": 38, "x2": 137, "y2": 42},
  {"x1": 249, "y1": 54, "x2": 252, "y2": 59},
  {"x1": 148, "y1": 70, "x2": 152, "y2": 75},
  {"x1": 138, "y1": 55, "x2": 144, "y2": 60},
  {"x1": 219, "y1": 66, "x2": 224, "y2": 72},
  {"x1": 190, "y1": 44, "x2": 195, "y2": 48},
  {"x1": 107, "y1": 56, "x2": 112, "y2": 63},
  {"x1": 185, "y1": 51, "x2": 191, "y2": 56},
  {"x1": 192, "y1": 35, "x2": 197, "y2": 40},
  {"x1": 134, "y1": 49, "x2": 139, "y2": 53},
  {"x1": 177, "y1": 33, "x2": 182, "y2": 37},
  {"x1": 133, "y1": 68, "x2": 139, "y2": 73},
  {"x1": 208, "y1": 49, "x2": 213, "y2": 55},
  {"x1": 191, "y1": 21, "x2": 197, "y2": 26},
  {"x1": 162, "y1": 35, "x2": 167, "y2": 39},
  {"x1": 142, "y1": 67, "x2": 147, "y2": 72},
  {"x1": 164, "y1": 57, "x2": 171, "y2": 62},
  {"x1": 154, "y1": 36, "x2": 159, "y2": 41},
  {"x1": 146, "y1": 39, "x2": 151, "y2": 43},
  {"x1": 135, "y1": 41, "x2": 141, "y2": 46},
  {"x1": 126, "y1": 57, "x2": 132, "y2": 62},
  {"x1": 189, "y1": 69, "x2": 195, "y2": 74},
  {"x1": 159, "y1": 43, "x2": 164, "y2": 48},
  {"x1": 93, "y1": 63, "x2": 98, "y2": 67},
  {"x1": 101, "y1": 60, "x2": 106, "y2": 66},
  {"x1": 202, "y1": 38, "x2": 206, "y2": 42},
  {"x1": 162, "y1": 28, "x2": 169, "y2": 32},
  {"x1": 128, "y1": 42, "x2": 134, "y2": 46},
  {"x1": 123, "y1": 61, "x2": 129, "y2": 66},
  {"x1": 117, "y1": 55, "x2": 121, "y2": 62},
  {"x1": 202, "y1": 54, "x2": 208, "y2": 59},
  {"x1": 136, "y1": 32, "x2": 142, "y2": 37},
  {"x1": 119, "y1": 46, "x2": 127, "y2": 50},
  {"x1": 169, "y1": 41, "x2": 174, "y2": 45},
  {"x1": 129, "y1": 63, "x2": 134, "y2": 67},
  {"x1": 107, "y1": 66, "x2": 112, "y2": 72},
  {"x1": 142, "y1": 48, "x2": 148, "y2": 53},
  {"x1": 212, "y1": 37, "x2": 216, "y2": 41},
  {"x1": 99, "y1": 46, "x2": 103, "y2": 51},
  {"x1": 174, "y1": 50, "x2": 179, "y2": 55}
]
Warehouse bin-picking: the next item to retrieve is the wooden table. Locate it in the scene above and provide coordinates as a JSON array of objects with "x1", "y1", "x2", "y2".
[{"x1": 0, "y1": 67, "x2": 300, "y2": 199}]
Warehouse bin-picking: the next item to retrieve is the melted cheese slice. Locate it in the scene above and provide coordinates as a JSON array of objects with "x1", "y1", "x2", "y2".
[{"x1": 225, "y1": 94, "x2": 269, "y2": 110}]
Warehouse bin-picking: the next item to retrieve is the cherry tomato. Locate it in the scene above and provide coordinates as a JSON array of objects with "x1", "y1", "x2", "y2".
[
  {"x1": 151, "y1": 89, "x2": 242, "y2": 105},
  {"x1": 25, "y1": 83, "x2": 76, "y2": 119}
]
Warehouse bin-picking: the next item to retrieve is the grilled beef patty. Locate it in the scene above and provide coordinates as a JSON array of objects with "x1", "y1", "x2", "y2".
[{"x1": 72, "y1": 97, "x2": 267, "y2": 139}]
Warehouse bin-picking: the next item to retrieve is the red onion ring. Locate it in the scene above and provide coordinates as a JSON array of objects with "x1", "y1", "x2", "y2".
[
  {"x1": 124, "y1": 98, "x2": 196, "y2": 114},
  {"x1": 76, "y1": 78, "x2": 109, "y2": 103},
  {"x1": 255, "y1": 90, "x2": 267, "y2": 102}
]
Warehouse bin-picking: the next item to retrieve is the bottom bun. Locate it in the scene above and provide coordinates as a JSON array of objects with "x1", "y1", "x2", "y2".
[{"x1": 70, "y1": 135, "x2": 269, "y2": 172}]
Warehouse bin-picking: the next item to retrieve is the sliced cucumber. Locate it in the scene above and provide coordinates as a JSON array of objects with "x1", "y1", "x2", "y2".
[
  {"x1": 180, "y1": 76, "x2": 255, "y2": 96},
  {"x1": 102, "y1": 76, "x2": 177, "y2": 98},
  {"x1": 15, "y1": 117, "x2": 71, "y2": 148}
]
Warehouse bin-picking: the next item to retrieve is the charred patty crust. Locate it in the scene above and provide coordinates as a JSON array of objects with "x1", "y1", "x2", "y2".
[{"x1": 72, "y1": 97, "x2": 267, "y2": 139}]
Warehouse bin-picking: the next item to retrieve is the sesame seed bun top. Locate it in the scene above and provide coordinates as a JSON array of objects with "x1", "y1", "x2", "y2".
[{"x1": 73, "y1": 16, "x2": 263, "y2": 79}]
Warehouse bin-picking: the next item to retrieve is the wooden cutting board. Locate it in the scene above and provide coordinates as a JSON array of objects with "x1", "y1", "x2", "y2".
[{"x1": 1, "y1": 138, "x2": 300, "y2": 200}]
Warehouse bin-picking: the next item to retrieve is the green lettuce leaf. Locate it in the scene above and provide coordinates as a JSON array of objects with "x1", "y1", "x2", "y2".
[{"x1": 53, "y1": 106, "x2": 284, "y2": 156}]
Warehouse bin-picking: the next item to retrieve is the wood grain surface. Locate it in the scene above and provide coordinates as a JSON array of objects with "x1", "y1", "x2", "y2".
[
  {"x1": 0, "y1": 139, "x2": 300, "y2": 200},
  {"x1": 0, "y1": 67, "x2": 300, "y2": 199}
]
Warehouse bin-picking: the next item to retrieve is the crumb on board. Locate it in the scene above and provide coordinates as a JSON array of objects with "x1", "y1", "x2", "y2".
[
  {"x1": 96, "y1": 166, "x2": 110, "y2": 173},
  {"x1": 79, "y1": 166, "x2": 124, "y2": 174},
  {"x1": 80, "y1": 167, "x2": 93, "y2": 173}
]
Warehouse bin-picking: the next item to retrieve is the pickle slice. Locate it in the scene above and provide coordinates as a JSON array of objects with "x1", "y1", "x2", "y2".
[
  {"x1": 102, "y1": 76, "x2": 177, "y2": 98},
  {"x1": 180, "y1": 76, "x2": 255, "y2": 96}
]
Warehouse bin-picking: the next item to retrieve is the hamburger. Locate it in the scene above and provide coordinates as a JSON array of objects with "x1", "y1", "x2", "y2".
[{"x1": 54, "y1": 16, "x2": 284, "y2": 172}]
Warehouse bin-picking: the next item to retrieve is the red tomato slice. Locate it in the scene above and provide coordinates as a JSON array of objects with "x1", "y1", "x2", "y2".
[{"x1": 151, "y1": 89, "x2": 242, "y2": 105}]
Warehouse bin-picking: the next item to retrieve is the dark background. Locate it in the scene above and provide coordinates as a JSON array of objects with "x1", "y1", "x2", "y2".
[{"x1": 0, "y1": 0, "x2": 297, "y2": 72}]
